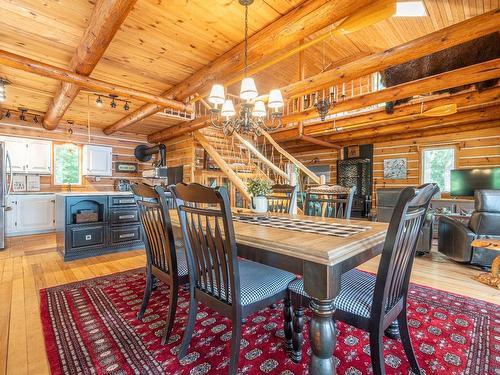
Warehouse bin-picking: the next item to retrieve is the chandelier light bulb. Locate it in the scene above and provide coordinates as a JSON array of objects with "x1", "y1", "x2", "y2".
[
  {"x1": 208, "y1": 84, "x2": 225, "y2": 105},
  {"x1": 240, "y1": 77, "x2": 258, "y2": 101},
  {"x1": 268, "y1": 89, "x2": 284, "y2": 109},
  {"x1": 252, "y1": 100, "x2": 266, "y2": 117},
  {"x1": 221, "y1": 99, "x2": 236, "y2": 117}
]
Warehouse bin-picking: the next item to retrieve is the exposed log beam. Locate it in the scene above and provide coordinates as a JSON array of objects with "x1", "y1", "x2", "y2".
[
  {"x1": 43, "y1": 0, "x2": 137, "y2": 130},
  {"x1": 279, "y1": 58, "x2": 500, "y2": 125},
  {"x1": 271, "y1": 87, "x2": 500, "y2": 141},
  {"x1": 283, "y1": 105, "x2": 500, "y2": 152},
  {"x1": 193, "y1": 130, "x2": 252, "y2": 203},
  {"x1": 149, "y1": 116, "x2": 209, "y2": 144},
  {"x1": 0, "y1": 50, "x2": 191, "y2": 111},
  {"x1": 281, "y1": 8, "x2": 500, "y2": 98},
  {"x1": 297, "y1": 135, "x2": 342, "y2": 149},
  {"x1": 104, "y1": 0, "x2": 373, "y2": 135}
]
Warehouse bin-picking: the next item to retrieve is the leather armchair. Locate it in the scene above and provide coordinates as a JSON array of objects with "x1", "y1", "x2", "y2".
[{"x1": 438, "y1": 189, "x2": 500, "y2": 267}]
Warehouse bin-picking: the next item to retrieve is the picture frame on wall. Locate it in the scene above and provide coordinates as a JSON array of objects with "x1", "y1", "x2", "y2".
[
  {"x1": 115, "y1": 162, "x2": 138, "y2": 173},
  {"x1": 384, "y1": 158, "x2": 407, "y2": 179}
]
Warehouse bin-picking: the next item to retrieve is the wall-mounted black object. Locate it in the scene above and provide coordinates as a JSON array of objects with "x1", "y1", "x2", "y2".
[
  {"x1": 134, "y1": 144, "x2": 166, "y2": 166},
  {"x1": 337, "y1": 144, "x2": 373, "y2": 218}
]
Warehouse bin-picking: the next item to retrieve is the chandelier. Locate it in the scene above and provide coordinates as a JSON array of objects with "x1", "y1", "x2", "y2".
[{"x1": 208, "y1": 0, "x2": 284, "y2": 136}]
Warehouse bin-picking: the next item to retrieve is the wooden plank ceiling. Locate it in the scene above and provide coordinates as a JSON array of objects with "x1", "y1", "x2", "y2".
[{"x1": 0, "y1": 0, "x2": 498, "y2": 136}]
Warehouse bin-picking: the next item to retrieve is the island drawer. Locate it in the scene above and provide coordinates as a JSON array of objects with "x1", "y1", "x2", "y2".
[
  {"x1": 69, "y1": 224, "x2": 106, "y2": 249},
  {"x1": 109, "y1": 196, "x2": 136, "y2": 207},
  {"x1": 110, "y1": 208, "x2": 139, "y2": 225},
  {"x1": 110, "y1": 225, "x2": 141, "y2": 244}
]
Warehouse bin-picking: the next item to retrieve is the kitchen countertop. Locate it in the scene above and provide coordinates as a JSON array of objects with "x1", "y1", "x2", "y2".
[
  {"x1": 55, "y1": 191, "x2": 132, "y2": 197},
  {"x1": 11, "y1": 192, "x2": 55, "y2": 195}
]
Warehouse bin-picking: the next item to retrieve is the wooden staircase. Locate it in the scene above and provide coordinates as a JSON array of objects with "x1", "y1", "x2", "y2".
[{"x1": 194, "y1": 128, "x2": 287, "y2": 205}]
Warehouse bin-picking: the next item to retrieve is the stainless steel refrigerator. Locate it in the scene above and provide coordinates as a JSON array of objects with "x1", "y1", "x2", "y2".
[{"x1": 0, "y1": 142, "x2": 12, "y2": 249}]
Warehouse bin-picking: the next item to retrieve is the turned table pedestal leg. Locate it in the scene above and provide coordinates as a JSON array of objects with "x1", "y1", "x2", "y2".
[{"x1": 309, "y1": 298, "x2": 336, "y2": 375}]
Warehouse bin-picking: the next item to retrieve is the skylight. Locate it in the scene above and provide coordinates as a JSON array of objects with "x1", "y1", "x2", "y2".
[{"x1": 395, "y1": 1, "x2": 427, "y2": 17}]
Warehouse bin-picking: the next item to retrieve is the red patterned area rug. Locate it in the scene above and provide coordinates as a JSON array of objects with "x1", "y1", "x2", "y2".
[{"x1": 40, "y1": 269, "x2": 499, "y2": 375}]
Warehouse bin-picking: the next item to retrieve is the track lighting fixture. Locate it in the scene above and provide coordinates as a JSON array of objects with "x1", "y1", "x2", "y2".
[
  {"x1": 96, "y1": 95, "x2": 103, "y2": 107},
  {"x1": 109, "y1": 95, "x2": 118, "y2": 109},
  {"x1": 18, "y1": 107, "x2": 28, "y2": 121},
  {"x1": 123, "y1": 101, "x2": 130, "y2": 111}
]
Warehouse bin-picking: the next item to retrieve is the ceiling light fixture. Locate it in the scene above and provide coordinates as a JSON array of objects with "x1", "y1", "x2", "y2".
[
  {"x1": 18, "y1": 107, "x2": 28, "y2": 121},
  {"x1": 5, "y1": 110, "x2": 11, "y2": 119},
  {"x1": 96, "y1": 95, "x2": 103, "y2": 107},
  {"x1": 123, "y1": 101, "x2": 130, "y2": 111},
  {"x1": 109, "y1": 95, "x2": 118, "y2": 109},
  {"x1": 208, "y1": 0, "x2": 283, "y2": 135},
  {"x1": 33, "y1": 115, "x2": 39, "y2": 124},
  {"x1": 394, "y1": 1, "x2": 427, "y2": 17}
]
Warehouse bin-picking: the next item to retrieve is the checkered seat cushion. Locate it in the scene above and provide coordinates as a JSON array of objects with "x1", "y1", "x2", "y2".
[
  {"x1": 198, "y1": 259, "x2": 296, "y2": 306},
  {"x1": 175, "y1": 249, "x2": 189, "y2": 277},
  {"x1": 288, "y1": 269, "x2": 376, "y2": 318}
]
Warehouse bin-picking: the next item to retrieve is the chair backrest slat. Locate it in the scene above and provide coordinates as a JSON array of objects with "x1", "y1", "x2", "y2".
[
  {"x1": 304, "y1": 186, "x2": 356, "y2": 219},
  {"x1": 268, "y1": 184, "x2": 297, "y2": 214},
  {"x1": 131, "y1": 183, "x2": 178, "y2": 277},
  {"x1": 171, "y1": 183, "x2": 239, "y2": 306},
  {"x1": 372, "y1": 183, "x2": 438, "y2": 318}
]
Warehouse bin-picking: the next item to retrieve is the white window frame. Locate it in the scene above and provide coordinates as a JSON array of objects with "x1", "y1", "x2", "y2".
[
  {"x1": 421, "y1": 145, "x2": 457, "y2": 193},
  {"x1": 53, "y1": 143, "x2": 82, "y2": 186}
]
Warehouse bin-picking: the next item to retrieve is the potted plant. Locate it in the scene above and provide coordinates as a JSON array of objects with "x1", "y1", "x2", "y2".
[{"x1": 247, "y1": 178, "x2": 272, "y2": 213}]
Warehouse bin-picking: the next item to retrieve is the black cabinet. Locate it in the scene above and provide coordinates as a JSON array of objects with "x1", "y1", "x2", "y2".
[{"x1": 56, "y1": 194, "x2": 143, "y2": 261}]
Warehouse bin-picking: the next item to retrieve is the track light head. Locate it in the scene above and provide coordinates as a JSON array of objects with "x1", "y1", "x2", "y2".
[
  {"x1": 96, "y1": 95, "x2": 103, "y2": 107},
  {"x1": 123, "y1": 101, "x2": 130, "y2": 111}
]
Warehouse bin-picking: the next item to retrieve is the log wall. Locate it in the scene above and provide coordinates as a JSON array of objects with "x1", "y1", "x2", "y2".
[
  {"x1": 291, "y1": 126, "x2": 500, "y2": 205},
  {"x1": 0, "y1": 119, "x2": 149, "y2": 192}
]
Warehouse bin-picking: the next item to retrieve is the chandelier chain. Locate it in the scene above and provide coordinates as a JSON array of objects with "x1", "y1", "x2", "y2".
[{"x1": 244, "y1": 4, "x2": 248, "y2": 77}]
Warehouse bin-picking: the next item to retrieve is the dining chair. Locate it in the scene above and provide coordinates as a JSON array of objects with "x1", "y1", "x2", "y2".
[
  {"x1": 303, "y1": 185, "x2": 356, "y2": 219},
  {"x1": 284, "y1": 183, "x2": 438, "y2": 375},
  {"x1": 267, "y1": 184, "x2": 297, "y2": 214},
  {"x1": 170, "y1": 182, "x2": 296, "y2": 374},
  {"x1": 131, "y1": 183, "x2": 189, "y2": 345}
]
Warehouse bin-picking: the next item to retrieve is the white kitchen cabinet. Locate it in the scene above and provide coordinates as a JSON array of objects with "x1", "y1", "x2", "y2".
[
  {"x1": 27, "y1": 140, "x2": 52, "y2": 174},
  {"x1": 4, "y1": 138, "x2": 28, "y2": 173},
  {"x1": 83, "y1": 145, "x2": 113, "y2": 176},
  {"x1": 3, "y1": 137, "x2": 52, "y2": 175},
  {"x1": 6, "y1": 194, "x2": 56, "y2": 236}
]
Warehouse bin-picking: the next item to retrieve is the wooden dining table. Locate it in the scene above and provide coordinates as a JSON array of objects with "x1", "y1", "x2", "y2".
[{"x1": 170, "y1": 209, "x2": 389, "y2": 375}]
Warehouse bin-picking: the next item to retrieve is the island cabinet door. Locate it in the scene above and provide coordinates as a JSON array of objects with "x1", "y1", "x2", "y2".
[{"x1": 69, "y1": 225, "x2": 106, "y2": 249}]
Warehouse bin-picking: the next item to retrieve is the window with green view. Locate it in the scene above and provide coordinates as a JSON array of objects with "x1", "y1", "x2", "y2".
[
  {"x1": 422, "y1": 147, "x2": 455, "y2": 192},
  {"x1": 54, "y1": 144, "x2": 81, "y2": 185}
]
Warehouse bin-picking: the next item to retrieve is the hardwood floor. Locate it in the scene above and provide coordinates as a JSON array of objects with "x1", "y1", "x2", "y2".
[{"x1": 0, "y1": 233, "x2": 498, "y2": 375}]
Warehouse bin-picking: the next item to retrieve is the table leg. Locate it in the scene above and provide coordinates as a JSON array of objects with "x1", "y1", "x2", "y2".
[
  {"x1": 474, "y1": 255, "x2": 500, "y2": 289},
  {"x1": 309, "y1": 298, "x2": 336, "y2": 375}
]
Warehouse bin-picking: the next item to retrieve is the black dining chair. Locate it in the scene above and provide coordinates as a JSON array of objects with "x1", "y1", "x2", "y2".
[
  {"x1": 284, "y1": 183, "x2": 438, "y2": 375},
  {"x1": 303, "y1": 185, "x2": 356, "y2": 219},
  {"x1": 267, "y1": 184, "x2": 297, "y2": 214},
  {"x1": 170, "y1": 182, "x2": 296, "y2": 374},
  {"x1": 131, "y1": 183, "x2": 189, "y2": 345}
]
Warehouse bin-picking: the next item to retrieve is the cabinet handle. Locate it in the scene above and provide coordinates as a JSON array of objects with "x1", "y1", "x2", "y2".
[
  {"x1": 119, "y1": 233, "x2": 135, "y2": 239},
  {"x1": 118, "y1": 199, "x2": 134, "y2": 204},
  {"x1": 85, "y1": 235, "x2": 92, "y2": 240},
  {"x1": 118, "y1": 214, "x2": 135, "y2": 220}
]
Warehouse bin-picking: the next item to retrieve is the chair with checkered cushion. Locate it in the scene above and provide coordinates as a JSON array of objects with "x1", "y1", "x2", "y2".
[
  {"x1": 131, "y1": 183, "x2": 190, "y2": 345},
  {"x1": 171, "y1": 183, "x2": 296, "y2": 375},
  {"x1": 267, "y1": 184, "x2": 297, "y2": 214},
  {"x1": 284, "y1": 183, "x2": 439, "y2": 375}
]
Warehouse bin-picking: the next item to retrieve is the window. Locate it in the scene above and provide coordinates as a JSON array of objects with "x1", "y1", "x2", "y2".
[
  {"x1": 422, "y1": 147, "x2": 455, "y2": 192},
  {"x1": 54, "y1": 144, "x2": 81, "y2": 185}
]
